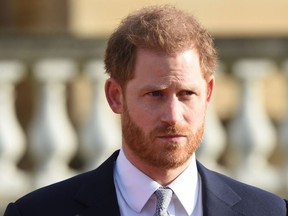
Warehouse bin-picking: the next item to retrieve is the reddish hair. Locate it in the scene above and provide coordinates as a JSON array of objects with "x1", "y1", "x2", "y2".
[{"x1": 105, "y1": 5, "x2": 217, "y2": 87}]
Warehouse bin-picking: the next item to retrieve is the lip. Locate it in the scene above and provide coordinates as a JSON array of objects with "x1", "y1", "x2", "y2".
[{"x1": 157, "y1": 134, "x2": 186, "y2": 141}]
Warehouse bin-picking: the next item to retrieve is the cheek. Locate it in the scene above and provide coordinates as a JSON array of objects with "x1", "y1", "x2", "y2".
[
  {"x1": 126, "y1": 102, "x2": 156, "y2": 132},
  {"x1": 185, "y1": 102, "x2": 207, "y2": 126}
]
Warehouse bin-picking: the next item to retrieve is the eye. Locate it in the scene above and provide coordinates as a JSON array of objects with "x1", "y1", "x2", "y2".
[
  {"x1": 178, "y1": 90, "x2": 195, "y2": 97},
  {"x1": 148, "y1": 91, "x2": 163, "y2": 97}
]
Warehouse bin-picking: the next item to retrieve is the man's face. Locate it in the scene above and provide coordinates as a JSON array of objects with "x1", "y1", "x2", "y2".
[{"x1": 120, "y1": 48, "x2": 214, "y2": 169}]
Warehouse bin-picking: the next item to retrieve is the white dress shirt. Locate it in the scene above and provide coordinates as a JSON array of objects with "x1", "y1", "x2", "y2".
[{"x1": 113, "y1": 149, "x2": 203, "y2": 216}]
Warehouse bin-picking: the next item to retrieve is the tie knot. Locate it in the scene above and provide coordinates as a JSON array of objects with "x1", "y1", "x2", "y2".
[{"x1": 154, "y1": 186, "x2": 173, "y2": 216}]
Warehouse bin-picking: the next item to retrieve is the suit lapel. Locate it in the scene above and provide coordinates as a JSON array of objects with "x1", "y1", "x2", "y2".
[
  {"x1": 197, "y1": 162, "x2": 244, "y2": 216},
  {"x1": 74, "y1": 151, "x2": 121, "y2": 216},
  {"x1": 71, "y1": 152, "x2": 246, "y2": 216}
]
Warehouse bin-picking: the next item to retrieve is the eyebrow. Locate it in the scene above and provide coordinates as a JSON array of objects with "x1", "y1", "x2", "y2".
[
  {"x1": 138, "y1": 84, "x2": 167, "y2": 95},
  {"x1": 139, "y1": 83, "x2": 199, "y2": 93}
]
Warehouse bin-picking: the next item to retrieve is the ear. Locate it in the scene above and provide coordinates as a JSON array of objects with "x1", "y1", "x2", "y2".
[
  {"x1": 105, "y1": 78, "x2": 124, "y2": 114},
  {"x1": 206, "y1": 75, "x2": 215, "y2": 103}
]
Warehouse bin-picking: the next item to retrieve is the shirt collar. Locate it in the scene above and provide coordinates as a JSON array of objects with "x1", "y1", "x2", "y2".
[
  {"x1": 114, "y1": 149, "x2": 199, "y2": 215},
  {"x1": 167, "y1": 153, "x2": 200, "y2": 215},
  {"x1": 114, "y1": 149, "x2": 160, "y2": 213}
]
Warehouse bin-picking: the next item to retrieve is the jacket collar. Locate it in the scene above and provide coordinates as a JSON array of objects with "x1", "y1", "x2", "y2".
[
  {"x1": 74, "y1": 150, "x2": 121, "y2": 216},
  {"x1": 197, "y1": 161, "x2": 244, "y2": 216},
  {"x1": 73, "y1": 150, "x2": 244, "y2": 216}
]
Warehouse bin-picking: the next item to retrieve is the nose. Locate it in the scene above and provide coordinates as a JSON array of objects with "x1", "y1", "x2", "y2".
[{"x1": 161, "y1": 96, "x2": 183, "y2": 125}]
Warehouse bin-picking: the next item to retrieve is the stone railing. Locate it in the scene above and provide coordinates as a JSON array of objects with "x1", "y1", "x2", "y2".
[{"x1": 0, "y1": 36, "x2": 288, "y2": 213}]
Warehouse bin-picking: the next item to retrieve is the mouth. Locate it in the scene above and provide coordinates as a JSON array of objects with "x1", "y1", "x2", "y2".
[{"x1": 157, "y1": 134, "x2": 186, "y2": 142}]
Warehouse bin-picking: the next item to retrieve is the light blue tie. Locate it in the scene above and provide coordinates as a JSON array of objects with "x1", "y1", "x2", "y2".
[{"x1": 154, "y1": 186, "x2": 173, "y2": 216}]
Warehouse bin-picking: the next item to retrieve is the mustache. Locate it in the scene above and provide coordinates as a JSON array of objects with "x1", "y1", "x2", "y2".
[{"x1": 151, "y1": 124, "x2": 191, "y2": 136}]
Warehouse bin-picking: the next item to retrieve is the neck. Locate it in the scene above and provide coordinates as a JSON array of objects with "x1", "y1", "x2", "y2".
[{"x1": 122, "y1": 146, "x2": 193, "y2": 186}]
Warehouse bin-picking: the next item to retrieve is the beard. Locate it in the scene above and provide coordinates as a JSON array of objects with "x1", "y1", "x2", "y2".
[{"x1": 121, "y1": 104, "x2": 205, "y2": 169}]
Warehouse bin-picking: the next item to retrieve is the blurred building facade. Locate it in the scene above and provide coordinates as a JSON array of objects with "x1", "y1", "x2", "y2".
[{"x1": 1, "y1": 0, "x2": 288, "y2": 214}]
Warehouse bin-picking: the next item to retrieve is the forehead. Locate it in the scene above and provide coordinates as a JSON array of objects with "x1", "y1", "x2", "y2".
[{"x1": 132, "y1": 48, "x2": 203, "y2": 82}]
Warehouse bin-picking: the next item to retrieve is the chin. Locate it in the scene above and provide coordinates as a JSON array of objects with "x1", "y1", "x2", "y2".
[{"x1": 147, "y1": 147, "x2": 194, "y2": 169}]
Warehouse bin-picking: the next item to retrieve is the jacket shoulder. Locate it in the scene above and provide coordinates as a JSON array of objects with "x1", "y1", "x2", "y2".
[
  {"x1": 4, "y1": 150, "x2": 120, "y2": 216},
  {"x1": 197, "y1": 161, "x2": 287, "y2": 216},
  {"x1": 8, "y1": 169, "x2": 98, "y2": 215}
]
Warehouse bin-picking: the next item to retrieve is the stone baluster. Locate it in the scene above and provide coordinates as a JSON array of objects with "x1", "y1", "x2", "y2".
[
  {"x1": 28, "y1": 58, "x2": 78, "y2": 188},
  {"x1": 278, "y1": 60, "x2": 288, "y2": 192},
  {"x1": 197, "y1": 63, "x2": 228, "y2": 174},
  {"x1": 0, "y1": 61, "x2": 30, "y2": 200},
  {"x1": 228, "y1": 59, "x2": 280, "y2": 192},
  {"x1": 79, "y1": 60, "x2": 121, "y2": 170}
]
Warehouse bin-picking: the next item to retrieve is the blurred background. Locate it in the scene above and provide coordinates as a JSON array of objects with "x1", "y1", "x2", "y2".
[{"x1": 1, "y1": 0, "x2": 288, "y2": 213}]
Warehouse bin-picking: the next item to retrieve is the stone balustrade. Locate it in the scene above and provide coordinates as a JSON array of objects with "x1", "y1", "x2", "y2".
[{"x1": 0, "y1": 36, "x2": 288, "y2": 214}]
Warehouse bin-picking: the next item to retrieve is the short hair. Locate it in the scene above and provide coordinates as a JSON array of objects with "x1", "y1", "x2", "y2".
[{"x1": 104, "y1": 5, "x2": 217, "y2": 87}]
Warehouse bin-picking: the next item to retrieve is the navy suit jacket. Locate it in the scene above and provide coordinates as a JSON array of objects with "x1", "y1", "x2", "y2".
[{"x1": 4, "y1": 150, "x2": 288, "y2": 216}]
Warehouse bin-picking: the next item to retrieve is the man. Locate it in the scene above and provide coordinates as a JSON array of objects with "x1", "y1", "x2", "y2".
[{"x1": 4, "y1": 5, "x2": 288, "y2": 216}]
